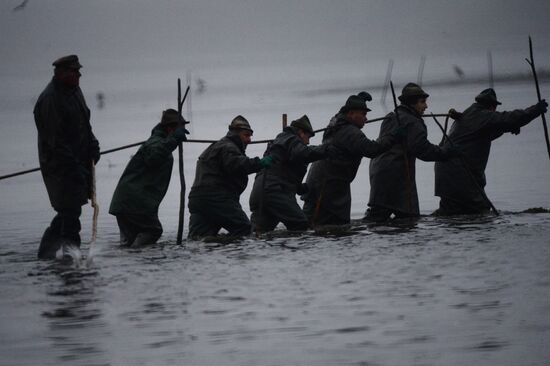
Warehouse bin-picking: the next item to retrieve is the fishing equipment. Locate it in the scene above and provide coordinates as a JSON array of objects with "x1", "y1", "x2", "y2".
[{"x1": 525, "y1": 36, "x2": 550, "y2": 160}]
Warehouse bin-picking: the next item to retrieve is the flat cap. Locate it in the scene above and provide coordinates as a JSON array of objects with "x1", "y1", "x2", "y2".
[{"x1": 52, "y1": 54, "x2": 82, "y2": 69}]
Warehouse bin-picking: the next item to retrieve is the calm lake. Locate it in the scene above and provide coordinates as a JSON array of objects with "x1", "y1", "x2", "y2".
[{"x1": 1, "y1": 62, "x2": 549, "y2": 366}]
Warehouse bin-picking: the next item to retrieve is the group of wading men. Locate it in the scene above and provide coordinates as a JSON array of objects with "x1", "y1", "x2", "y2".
[{"x1": 34, "y1": 55, "x2": 548, "y2": 259}]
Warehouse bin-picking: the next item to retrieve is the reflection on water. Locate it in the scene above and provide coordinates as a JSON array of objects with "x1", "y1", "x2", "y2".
[
  {"x1": 1, "y1": 70, "x2": 549, "y2": 364},
  {"x1": 0, "y1": 212, "x2": 549, "y2": 365}
]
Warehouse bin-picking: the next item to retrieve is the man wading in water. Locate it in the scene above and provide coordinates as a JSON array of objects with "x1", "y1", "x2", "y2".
[
  {"x1": 303, "y1": 93, "x2": 404, "y2": 226},
  {"x1": 187, "y1": 116, "x2": 274, "y2": 239},
  {"x1": 434, "y1": 88, "x2": 547, "y2": 215},
  {"x1": 109, "y1": 109, "x2": 189, "y2": 247},
  {"x1": 365, "y1": 83, "x2": 460, "y2": 222},
  {"x1": 249, "y1": 115, "x2": 337, "y2": 232},
  {"x1": 34, "y1": 55, "x2": 100, "y2": 259}
]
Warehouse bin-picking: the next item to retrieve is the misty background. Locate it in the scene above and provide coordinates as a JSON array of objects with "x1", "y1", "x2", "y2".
[{"x1": 1, "y1": 0, "x2": 550, "y2": 214}]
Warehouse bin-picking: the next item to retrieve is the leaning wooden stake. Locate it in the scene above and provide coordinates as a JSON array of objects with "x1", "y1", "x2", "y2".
[
  {"x1": 525, "y1": 36, "x2": 550, "y2": 161},
  {"x1": 176, "y1": 80, "x2": 191, "y2": 245}
]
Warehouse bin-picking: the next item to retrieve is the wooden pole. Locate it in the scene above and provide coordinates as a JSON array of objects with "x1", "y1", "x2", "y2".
[
  {"x1": 525, "y1": 36, "x2": 550, "y2": 161},
  {"x1": 90, "y1": 161, "x2": 99, "y2": 242},
  {"x1": 417, "y1": 55, "x2": 426, "y2": 87},
  {"x1": 380, "y1": 59, "x2": 394, "y2": 112},
  {"x1": 282, "y1": 113, "x2": 288, "y2": 129},
  {"x1": 0, "y1": 113, "x2": 453, "y2": 181},
  {"x1": 176, "y1": 80, "x2": 190, "y2": 245}
]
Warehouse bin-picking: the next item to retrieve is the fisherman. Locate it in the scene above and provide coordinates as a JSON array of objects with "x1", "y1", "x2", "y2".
[
  {"x1": 187, "y1": 116, "x2": 273, "y2": 239},
  {"x1": 34, "y1": 55, "x2": 100, "y2": 259},
  {"x1": 365, "y1": 83, "x2": 459, "y2": 222},
  {"x1": 249, "y1": 115, "x2": 336, "y2": 232},
  {"x1": 434, "y1": 88, "x2": 548, "y2": 215},
  {"x1": 302, "y1": 93, "x2": 403, "y2": 226},
  {"x1": 109, "y1": 109, "x2": 189, "y2": 247}
]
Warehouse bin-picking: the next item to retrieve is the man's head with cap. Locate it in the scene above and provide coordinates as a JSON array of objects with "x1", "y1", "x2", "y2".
[
  {"x1": 342, "y1": 94, "x2": 371, "y2": 129},
  {"x1": 53, "y1": 54, "x2": 82, "y2": 88},
  {"x1": 399, "y1": 82, "x2": 429, "y2": 115},
  {"x1": 160, "y1": 108, "x2": 189, "y2": 130},
  {"x1": 291, "y1": 115, "x2": 315, "y2": 145},
  {"x1": 229, "y1": 115, "x2": 253, "y2": 146},
  {"x1": 475, "y1": 88, "x2": 501, "y2": 109}
]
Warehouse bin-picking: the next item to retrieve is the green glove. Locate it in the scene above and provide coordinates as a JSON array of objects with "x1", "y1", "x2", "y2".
[{"x1": 259, "y1": 155, "x2": 274, "y2": 169}]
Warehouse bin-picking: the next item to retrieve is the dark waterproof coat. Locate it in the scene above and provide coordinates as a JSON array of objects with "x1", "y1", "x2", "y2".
[
  {"x1": 253, "y1": 127, "x2": 328, "y2": 194},
  {"x1": 249, "y1": 127, "x2": 328, "y2": 229},
  {"x1": 369, "y1": 105, "x2": 448, "y2": 215},
  {"x1": 189, "y1": 132, "x2": 263, "y2": 198},
  {"x1": 303, "y1": 114, "x2": 395, "y2": 225},
  {"x1": 34, "y1": 78, "x2": 99, "y2": 210},
  {"x1": 109, "y1": 125, "x2": 178, "y2": 216},
  {"x1": 434, "y1": 102, "x2": 543, "y2": 208}
]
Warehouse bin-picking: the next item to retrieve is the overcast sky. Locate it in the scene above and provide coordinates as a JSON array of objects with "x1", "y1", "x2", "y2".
[{"x1": 1, "y1": 0, "x2": 550, "y2": 78}]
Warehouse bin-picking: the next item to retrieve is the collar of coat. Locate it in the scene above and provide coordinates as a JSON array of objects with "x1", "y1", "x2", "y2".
[
  {"x1": 322, "y1": 112, "x2": 356, "y2": 141},
  {"x1": 151, "y1": 123, "x2": 169, "y2": 137},
  {"x1": 225, "y1": 131, "x2": 246, "y2": 153},
  {"x1": 397, "y1": 104, "x2": 422, "y2": 118},
  {"x1": 52, "y1": 76, "x2": 80, "y2": 94}
]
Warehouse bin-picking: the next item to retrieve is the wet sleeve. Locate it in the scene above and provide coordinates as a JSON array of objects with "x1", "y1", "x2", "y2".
[
  {"x1": 407, "y1": 121, "x2": 446, "y2": 162},
  {"x1": 221, "y1": 146, "x2": 262, "y2": 174},
  {"x1": 287, "y1": 138, "x2": 327, "y2": 163},
  {"x1": 486, "y1": 105, "x2": 542, "y2": 138},
  {"x1": 345, "y1": 126, "x2": 394, "y2": 158},
  {"x1": 142, "y1": 136, "x2": 179, "y2": 167}
]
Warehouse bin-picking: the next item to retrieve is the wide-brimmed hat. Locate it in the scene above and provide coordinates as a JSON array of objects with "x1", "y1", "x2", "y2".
[
  {"x1": 398, "y1": 82, "x2": 429, "y2": 102},
  {"x1": 52, "y1": 54, "x2": 82, "y2": 70},
  {"x1": 475, "y1": 88, "x2": 502, "y2": 106},
  {"x1": 342, "y1": 95, "x2": 371, "y2": 113},
  {"x1": 160, "y1": 108, "x2": 188, "y2": 126},
  {"x1": 229, "y1": 115, "x2": 253, "y2": 133},
  {"x1": 290, "y1": 115, "x2": 315, "y2": 137}
]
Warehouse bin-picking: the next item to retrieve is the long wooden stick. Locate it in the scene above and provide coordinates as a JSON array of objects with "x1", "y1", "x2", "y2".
[
  {"x1": 525, "y1": 36, "x2": 550, "y2": 160},
  {"x1": 0, "y1": 113, "x2": 452, "y2": 181},
  {"x1": 430, "y1": 113, "x2": 499, "y2": 216},
  {"x1": 176, "y1": 80, "x2": 191, "y2": 245},
  {"x1": 91, "y1": 161, "x2": 99, "y2": 242}
]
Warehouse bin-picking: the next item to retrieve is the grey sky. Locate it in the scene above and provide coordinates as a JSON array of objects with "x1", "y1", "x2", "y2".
[{"x1": 1, "y1": 0, "x2": 549, "y2": 77}]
